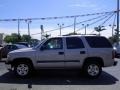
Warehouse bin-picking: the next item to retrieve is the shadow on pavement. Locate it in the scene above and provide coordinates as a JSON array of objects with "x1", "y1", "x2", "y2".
[{"x1": 0, "y1": 70, "x2": 118, "y2": 85}]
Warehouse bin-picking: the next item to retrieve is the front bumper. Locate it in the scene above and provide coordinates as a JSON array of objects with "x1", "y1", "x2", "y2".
[{"x1": 5, "y1": 60, "x2": 13, "y2": 70}]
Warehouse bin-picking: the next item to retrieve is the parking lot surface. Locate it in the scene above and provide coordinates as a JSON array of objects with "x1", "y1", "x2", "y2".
[{"x1": 0, "y1": 59, "x2": 119, "y2": 90}]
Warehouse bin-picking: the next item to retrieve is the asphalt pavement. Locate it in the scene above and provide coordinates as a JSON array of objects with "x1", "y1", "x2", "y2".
[{"x1": 0, "y1": 59, "x2": 119, "y2": 90}]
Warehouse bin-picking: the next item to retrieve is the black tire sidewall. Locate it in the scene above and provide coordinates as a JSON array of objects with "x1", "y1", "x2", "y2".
[
  {"x1": 14, "y1": 62, "x2": 32, "y2": 78},
  {"x1": 83, "y1": 62, "x2": 102, "y2": 78}
]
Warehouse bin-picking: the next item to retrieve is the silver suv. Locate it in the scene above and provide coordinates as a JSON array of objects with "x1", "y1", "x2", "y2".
[{"x1": 6, "y1": 36, "x2": 117, "y2": 78}]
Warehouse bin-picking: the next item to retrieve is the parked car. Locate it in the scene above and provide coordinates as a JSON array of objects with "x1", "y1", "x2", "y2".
[
  {"x1": 6, "y1": 36, "x2": 117, "y2": 78},
  {"x1": 113, "y1": 44, "x2": 120, "y2": 58},
  {"x1": 0, "y1": 44, "x2": 27, "y2": 58},
  {"x1": 0, "y1": 45, "x2": 2, "y2": 50},
  {"x1": 15, "y1": 42, "x2": 30, "y2": 47}
]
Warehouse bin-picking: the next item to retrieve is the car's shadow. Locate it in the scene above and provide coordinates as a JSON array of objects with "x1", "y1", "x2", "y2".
[{"x1": 0, "y1": 70, "x2": 118, "y2": 86}]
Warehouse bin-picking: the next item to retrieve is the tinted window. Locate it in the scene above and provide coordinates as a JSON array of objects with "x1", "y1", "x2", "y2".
[
  {"x1": 7, "y1": 45, "x2": 11, "y2": 49},
  {"x1": 12, "y1": 45, "x2": 18, "y2": 50},
  {"x1": 85, "y1": 36, "x2": 112, "y2": 48},
  {"x1": 66, "y1": 37, "x2": 84, "y2": 49},
  {"x1": 43, "y1": 38, "x2": 63, "y2": 50}
]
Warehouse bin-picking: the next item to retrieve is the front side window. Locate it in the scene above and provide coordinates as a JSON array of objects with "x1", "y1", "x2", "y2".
[
  {"x1": 66, "y1": 37, "x2": 84, "y2": 49},
  {"x1": 43, "y1": 38, "x2": 63, "y2": 50}
]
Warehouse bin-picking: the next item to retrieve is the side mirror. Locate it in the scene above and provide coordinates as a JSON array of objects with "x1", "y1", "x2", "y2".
[{"x1": 40, "y1": 46, "x2": 45, "y2": 51}]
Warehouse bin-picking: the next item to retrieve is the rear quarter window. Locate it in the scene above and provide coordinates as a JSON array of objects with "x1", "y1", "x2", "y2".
[{"x1": 85, "y1": 36, "x2": 112, "y2": 48}]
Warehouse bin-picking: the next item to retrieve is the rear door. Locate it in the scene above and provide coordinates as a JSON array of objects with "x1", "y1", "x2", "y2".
[{"x1": 64, "y1": 37, "x2": 87, "y2": 68}]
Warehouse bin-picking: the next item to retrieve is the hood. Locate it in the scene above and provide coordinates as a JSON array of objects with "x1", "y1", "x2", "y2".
[{"x1": 9, "y1": 48, "x2": 36, "y2": 54}]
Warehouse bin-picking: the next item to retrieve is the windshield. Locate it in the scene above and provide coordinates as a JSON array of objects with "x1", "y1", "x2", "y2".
[{"x1": 33, "y1": 39, "x2": 48, "y2": 49}]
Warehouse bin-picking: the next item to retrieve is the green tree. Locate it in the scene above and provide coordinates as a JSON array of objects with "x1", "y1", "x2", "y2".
[
  {"x1": 21, "y1": 35, "x2": 31, "y2": 42},
  {"x1": 94, "y1": 26, "x2": 106, "y2": 36},
  {"x1": 4, "y1": 35, "x2": 12, "y2": 43},
  {"x1": 4, "y1": 33, "x2": 21, "y2": 43},
  {"x1": 108, "y1": 35, "x2": 117, "y2": 44}
]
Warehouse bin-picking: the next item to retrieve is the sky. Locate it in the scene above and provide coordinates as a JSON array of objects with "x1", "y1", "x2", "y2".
[{"x1": 0, "y1": 0, "x2": 118, "y2": 40}]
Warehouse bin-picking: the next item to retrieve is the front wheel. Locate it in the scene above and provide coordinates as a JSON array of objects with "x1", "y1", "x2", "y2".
[
  {"x1": 83, "y1": 62, "x2": 102, "y2": 78},
  {"x1": 14, "y1": 62, "x2": 32, "y2": 78}
]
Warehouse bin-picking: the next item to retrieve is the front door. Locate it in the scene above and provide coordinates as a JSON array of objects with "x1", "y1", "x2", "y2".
[{"x1": 37, "y1": 38, "x2": 64, "y2": 68}]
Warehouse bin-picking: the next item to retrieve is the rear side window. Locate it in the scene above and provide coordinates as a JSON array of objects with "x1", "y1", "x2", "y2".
[
  {"x1": 85, "y1": 36, "x2": 112, "y2": 48},
  {"x1": 66, "y1": 37, "x2": 84, "y2": 49}
]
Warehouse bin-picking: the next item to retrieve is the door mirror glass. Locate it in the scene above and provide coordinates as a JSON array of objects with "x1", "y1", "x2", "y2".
[{"x1": 40, "y1": 46, "x2": 45, "y2": 51}]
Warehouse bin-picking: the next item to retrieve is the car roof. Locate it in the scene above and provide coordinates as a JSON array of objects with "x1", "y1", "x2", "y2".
[
  {"x1": 13, "y1": 44, "x2": 27, "y2": 48},
  {"x1": 50, "y1": 35, "x2": 105, "y2": 38},
  {"x1": 5, "y1": 44, "x2": 27, "y2": 48}
]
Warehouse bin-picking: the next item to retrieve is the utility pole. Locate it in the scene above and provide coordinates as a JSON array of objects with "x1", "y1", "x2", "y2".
[
  {"x1": 17, "y1": 19, "x2": 21, "y2": 40},
  {"x1": 74, "y1": 17, "x2": 76, "y2": 34},
  {"x1": 18, "y1": 19, "x2": 20, "y2": 35},
  {"x1": 58, "y1": 24, "x2": 64, "y2": 36},
  {"x1": 25, "y1": 20, "x2": 32, "y2": 36},
  {"x1": 117, "y1": 0, "x2": 119, "y2": 45}
]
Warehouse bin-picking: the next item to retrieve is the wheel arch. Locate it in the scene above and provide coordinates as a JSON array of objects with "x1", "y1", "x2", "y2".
[
  {"x1": 12, "y1": 58, "x2": 34, "y2": 68},
  {"x1": 83, "y1": 57, "x2": 104, "y2": 68}
]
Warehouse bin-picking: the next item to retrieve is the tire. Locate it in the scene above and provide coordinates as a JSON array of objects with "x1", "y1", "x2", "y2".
[
  {"x1": 14, "y1": 62, "x2": 32, "y2": 78},
  {"x1": 83, "y1": 62, "x2": 102, "y2": 78}
]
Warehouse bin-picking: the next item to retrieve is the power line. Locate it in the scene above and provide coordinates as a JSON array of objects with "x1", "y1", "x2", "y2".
[
  {"x1": 76, "y1": 12, "x2": 114, "y2": 32},
  {"x1": 0, "y1": 11, "x2": 115, "y2": 22},
  {"x1": 100, "y1": 13, "x2": 115, "y2": 26},
  {"x1": 90, "y1": 13, "x2": 115, "y2": 34},
  {"x1": 31, "y1": 13, "x2": 111, "y2": 35},
  {"x1": 86, "y1": 13, "x2": 114, "y2": 27},
  {"x1": 32, "y1": 12, "x2": 113, "y2": 35}
]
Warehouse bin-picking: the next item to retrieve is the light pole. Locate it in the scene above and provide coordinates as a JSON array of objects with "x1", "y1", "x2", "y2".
[
  {"x1": 18, "y1": 19, "x2": 20, "y2": 35},
  {"x1": 17, "y1": 19, "x2": 21, "y2": 40},
  {"x1": 74, "y1": 17, "x2": 76, "y2": 34},
  {"x1": 58, "y1": 23, "x2": 64, "y2": 36},
  {"x1": 25, "y1": 19, "x2": 32, "y2": 36},
  {"x1": 40, "y1": 25, "x2": 44, "y2": 40},
  {"x1": 117, "y1": 0, "x2": 119, "y2": 45},
  {"x1": 82, "y1": 24, "x2": 89, "y2": 35},
  {"x1": 109, "y1": 24, "x2": 116, "y2": 36}
]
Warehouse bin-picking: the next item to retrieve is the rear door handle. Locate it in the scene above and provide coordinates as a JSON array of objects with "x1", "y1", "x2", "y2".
[
  {"x1": 58, "y1": 52, "x2": 64, "y2": 55},
  {"x1": 80, "y1": 51, "x2": 86, "y2": 54}
]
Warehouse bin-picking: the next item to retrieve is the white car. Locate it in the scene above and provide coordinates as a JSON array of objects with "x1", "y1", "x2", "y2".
[{"x1": 6, "y1": 36, "x2": 117, "y2": 78}]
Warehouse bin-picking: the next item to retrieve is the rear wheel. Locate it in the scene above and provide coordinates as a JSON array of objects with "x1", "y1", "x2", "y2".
[
  {"x1": 83, "y1": 62, "x2": 102, "y2": 78},
  {"x1": 14, "y1": 62, "x2": 32, "y2": 78}
]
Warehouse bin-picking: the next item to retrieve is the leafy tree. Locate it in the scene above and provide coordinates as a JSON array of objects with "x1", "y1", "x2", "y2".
[
  {"x1": 4, "y1": 33, "x2": 21, "y2": 43},
  {"x1": 4, "y1": 35, "x2": 12, "y2": 43},
  {"x1": 21, "y1": 35, "x2": 31, "y2": 42},
  {"x1": 94, "y1": 26, "x2": 106, "y2": 35},
  {"x1": 108, "y1": 35, "x2": 118, "y2": 44},
  {"x1": 4, "y1": 33, "x2": 31, "y2": 44}
]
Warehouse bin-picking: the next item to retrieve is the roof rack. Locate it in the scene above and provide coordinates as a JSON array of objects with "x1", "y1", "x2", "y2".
[{"x1": 62, "y1": 34, "x2": 98, "y2": 36}]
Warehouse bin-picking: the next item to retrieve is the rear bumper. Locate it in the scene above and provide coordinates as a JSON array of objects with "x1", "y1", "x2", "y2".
[
  {"x1": 6, "y1": 64, "x2": 12, "y2": 70},
  {"x1": 115, "y1": 53, "x2": 120, "y2": 58}
]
